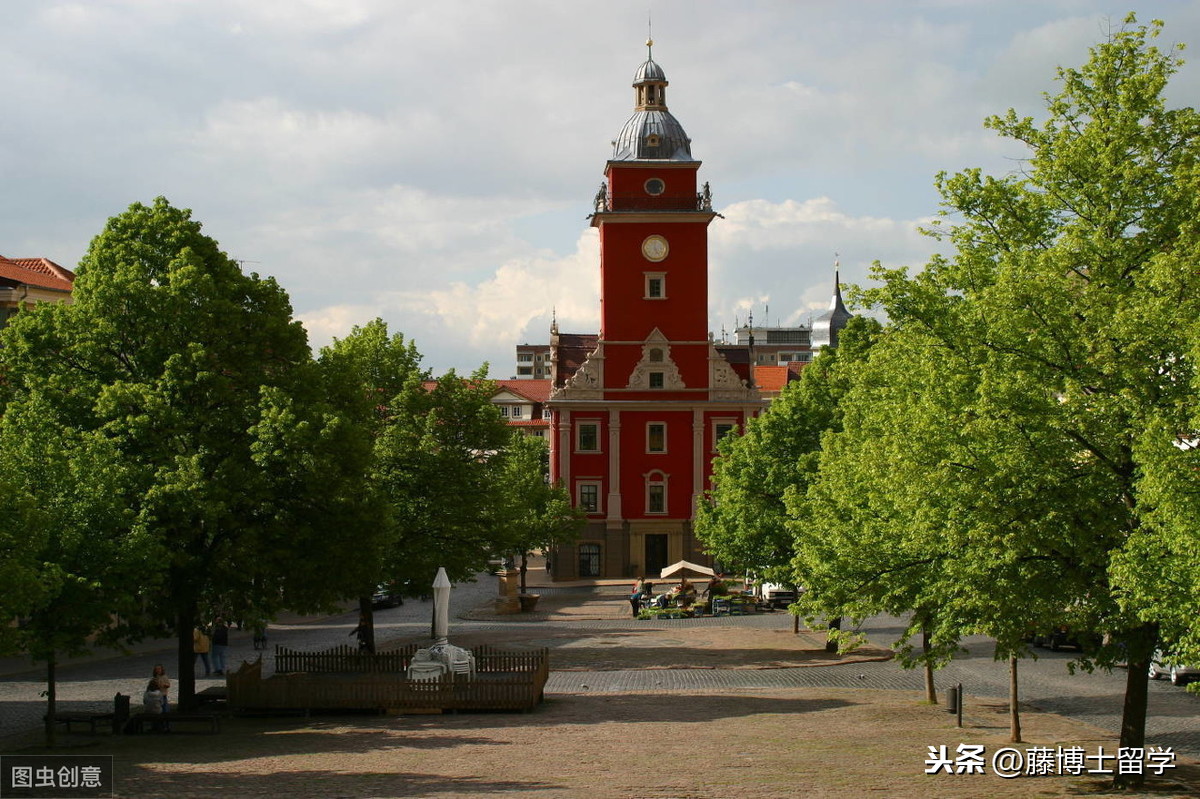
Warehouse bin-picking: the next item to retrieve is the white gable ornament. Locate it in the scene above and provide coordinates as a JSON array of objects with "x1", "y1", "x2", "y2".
[
  {"x1": 552, "y1": 343, "x2": 604, "y2": 400},
  {"x1": 708, "y1": 339, "x2": 759, "y2": 401},
  {"x1": 627, "y1": 328, "x2": 685, "y2": 390}
]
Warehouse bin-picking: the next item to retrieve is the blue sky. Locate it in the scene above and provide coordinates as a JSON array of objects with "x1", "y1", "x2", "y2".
[{"x1": 3, "y1": 1, "x2": 1198, "y2": 375}]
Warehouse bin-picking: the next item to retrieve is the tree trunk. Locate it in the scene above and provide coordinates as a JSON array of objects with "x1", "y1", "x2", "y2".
[
  {"x1": 43, "y1": 653, "x2": 57, "y2": 748},
  {"x1": 1113, "y1": 624, "x2": 1156, "y2": 790},
  {"x1": 825, "y1": 616, "x2": 841, "y2": 652},
  {"x1": 922, "y1": 626, "x2": 937, "y2": 704},
  {"x1": 177, "y1": 604, "x2": 197, "y2": 711},
  {"x1": 519, "y1": 552, "x2": 528, "y2": 594},
  {"x1": 358, "y1": 596, "x2": 376, "y2": 654},
  {"x1": 1009, "y1": 656, "x2": 1022, "y2": 743}
]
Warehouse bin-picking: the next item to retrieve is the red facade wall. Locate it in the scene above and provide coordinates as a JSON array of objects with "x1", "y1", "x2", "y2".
[
  {"x1": 606, "y1": 163, "x2": 698, "y2": 210},
  {"x1": 598, "y1": 221, "x2": 708, "y2": 343},
  {"x1": 616, "y1": 409, "x2": 694, "y2": 519}
]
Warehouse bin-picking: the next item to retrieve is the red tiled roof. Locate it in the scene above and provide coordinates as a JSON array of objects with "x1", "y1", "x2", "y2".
[
  {"x1": 0, "y1": 256, "x2": 74, "y2": 292},
  {"x1": 493, "y1": 379, "x2": 551, "y2": 403},
  {"x1": 753, "y1": 365, "x2": 791, "y2": 392}
]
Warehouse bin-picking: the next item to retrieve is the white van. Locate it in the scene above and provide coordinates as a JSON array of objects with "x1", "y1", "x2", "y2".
[{"x1": 754, "y1": 582, "x2": 797, "y2": 609}]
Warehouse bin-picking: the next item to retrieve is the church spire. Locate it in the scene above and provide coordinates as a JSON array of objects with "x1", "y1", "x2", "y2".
[{"x1": 811, "y1": 255, "x2": 853, "y2": 350}]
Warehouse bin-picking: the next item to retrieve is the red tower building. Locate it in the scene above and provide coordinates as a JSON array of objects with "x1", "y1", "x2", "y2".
[{"x1": 548, "y1": 42, "x2": 762, "y2": 580}]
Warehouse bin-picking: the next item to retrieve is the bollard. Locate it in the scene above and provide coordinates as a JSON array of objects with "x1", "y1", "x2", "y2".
[
  {"x1": 946, "y1": 686, "x2": 958, "y2": 714},
  {"x1": 956, "y1": 682, "x2": 964, "y2": 728}
]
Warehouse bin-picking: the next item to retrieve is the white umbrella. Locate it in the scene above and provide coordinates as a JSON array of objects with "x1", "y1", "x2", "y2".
[
  {"x1": 432, "y1": 567, "x2": 451, "y2": 641},
  {"x1": 659, "y1": 560, "x2": 716, "y2": 580}
]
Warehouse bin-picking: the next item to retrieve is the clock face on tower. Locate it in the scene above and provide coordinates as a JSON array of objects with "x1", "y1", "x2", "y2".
[{"x1": 641, "y1": 235, "x2": 669, "y2": 262}]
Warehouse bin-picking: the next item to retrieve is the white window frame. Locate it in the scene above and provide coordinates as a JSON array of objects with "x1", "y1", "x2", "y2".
[
  {"x1": 711, "y1": 418, "x2": 738, "y2": 451},
  {"x1": 576, "y1": 421, "x2": 601, "y2": 453},
  {"x1": 646, "y1": 474, "x2": 667, "y2": 515},
  {"x1": 646, "y1": 422, "x2": 667, "y2": 454},
  {"x1": 577, "y1": 481, "x2": 602, "y2": 514},
  {"x1": 644, "y1": 271, "x2": 667, "y2": 300}
]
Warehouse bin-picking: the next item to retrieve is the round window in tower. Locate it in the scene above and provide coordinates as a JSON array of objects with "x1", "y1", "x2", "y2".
[{"x1": 644, "y1": 177, "x2": 665, "y2": 196}]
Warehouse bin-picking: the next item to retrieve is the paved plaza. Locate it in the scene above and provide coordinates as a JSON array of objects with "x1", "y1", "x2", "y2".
[{"x1": 3, "y1": 571, "x2": 1199, "y2": 764}]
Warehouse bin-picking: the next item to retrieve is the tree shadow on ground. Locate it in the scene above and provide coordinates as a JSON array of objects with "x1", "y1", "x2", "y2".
[{"x1": 10, "y1": 693, "x2": 860, "y2": 765}]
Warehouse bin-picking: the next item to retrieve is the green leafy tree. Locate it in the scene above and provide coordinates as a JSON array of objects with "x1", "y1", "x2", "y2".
[
  {"x1": 0, "y1": 399, "x2": 143, "y2": 745},
  {"x1": 0, "y1": 198, "x2": 376, "y2": 708},
  {"x1": 321, "y1": 322, "x2": 517, "y2": 639},
  {"x1": 794, "y1": 17, "x2": 1200, "y2": 783},
  {"x1": 493, "y1": 433, "x2": 584, "y2": 594},
  {"x1": 695, "y1": 318, "x2": 879, "y2": 595},
  {"x1": 317, "y1": 319, "x2": 425, "y2": 651},
  {"x1": 376, "y1": 367, "x2": 514, "y2": 588}
]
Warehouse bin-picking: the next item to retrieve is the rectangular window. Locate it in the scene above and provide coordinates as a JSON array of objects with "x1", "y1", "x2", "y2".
[
  {"x1": 648, "y1": 484, "x2": 666, "y2": 514},
  {"x1": 578, "y1": 543, "x2": 602, "y2": 577},
  {"x1": 644, "y1": 272, "x2": 666, "y2": 299},
  {"x1": 712, "y1": 419, "x2": 738, "y2": 451},
  {"x1": 518, "y1": 353, "x2": 534, "y2": 362},
  {"x1": 543, "y1": 408, "x2": 552, "y2": 419},
  {"x1": 512, "y1": 406, "x2": 523, "y2": 418},
  {"x1": 647, "y1": 422, "x2": 666, "y2": 453},
  {"x1": 577, "y1": 422, "x2": 600, "y2": 452},
  {"x1": 649, "y1": 372, "x2": 664, "y2": 389},
  {"x1": 517, "y1": 366, "x2": 533, "y2": 375},
  {"x1": 499, "y1": 405, "x2": 510, "y2": 417},
  {"x1": 578, "y1": 483, "x2": 600, "y2": 513}
]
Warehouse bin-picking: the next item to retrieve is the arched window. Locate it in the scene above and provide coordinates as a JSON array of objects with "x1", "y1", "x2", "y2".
[
  {"x1": 578, "y1": 543, "x2": 602, "y2": 577},
  {"x1": 645, "y1": 471, "x2": 668, "y2": 515}
]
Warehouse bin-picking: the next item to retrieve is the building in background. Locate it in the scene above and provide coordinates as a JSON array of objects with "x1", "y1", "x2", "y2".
[
  {"x1": 0, "y1": 255, "x2": 75, "y2": 324},
  {"x1": 514, "y1": 344, "x2": 552, "y2": 379},
  {"x1": 490, "y1": 379, "x2": 552, "y2": 439}
]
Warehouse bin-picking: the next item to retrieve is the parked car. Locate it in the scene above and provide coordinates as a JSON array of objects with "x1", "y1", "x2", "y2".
[
  {"x1": 1149, "y1": 649, "x2": 1200, "y2": 686},
  {"x1": 1029, "y1": 625, "x2": 1094, "y2": 652},
  {"x1": 371, "y1": 583, "x2": 402, "y2": 609}
]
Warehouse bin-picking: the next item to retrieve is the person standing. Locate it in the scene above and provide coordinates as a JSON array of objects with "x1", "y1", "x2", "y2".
[
  {"x1": 210, "y1": 617, "x2": 229, "y2": 675},
  {"x1": 193, "y1": 626, "x2": 211, "y2": 676},
  {"x1": 630, "y1": 577, "x2": 646, "y2": 618},
  {"x1": 150, "y1": 664, "x2": 171, "y2": 713}
]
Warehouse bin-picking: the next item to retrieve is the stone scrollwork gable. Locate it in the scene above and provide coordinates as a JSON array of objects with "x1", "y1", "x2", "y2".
[
  {"x1": 708, "y1": 339, "x2": 759, "y2": 401},
  {"x1": 552, "y1": 342, "x2": 604, "y2": 400},
  {"x1": 627, "y1": 328, "x2": 685, "y2": 390}
]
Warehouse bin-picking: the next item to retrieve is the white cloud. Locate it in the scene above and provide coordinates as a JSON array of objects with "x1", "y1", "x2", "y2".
[{"x1": 5, "y1": 0, "x2": 1199, "y2": 375}]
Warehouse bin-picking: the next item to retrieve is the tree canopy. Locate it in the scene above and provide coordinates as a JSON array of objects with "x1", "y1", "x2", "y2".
[
  {"x1": 788, "y1": 16, "x2": 1200, "y2": 785},
  {"x1": 695, "y1": 317, "x2": 879, "y2": 584},
  {"x1": 0, "y1": 197, "x2": 377, "y2": 707}
]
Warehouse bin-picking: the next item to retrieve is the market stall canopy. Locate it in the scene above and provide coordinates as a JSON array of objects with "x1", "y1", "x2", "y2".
[{"x1": 659, "y1": 560, "x2": 716, "y2": 580}]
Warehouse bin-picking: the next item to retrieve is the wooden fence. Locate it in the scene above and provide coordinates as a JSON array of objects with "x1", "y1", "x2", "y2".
[{"x1": 229, "y1": 644, "x2": 549, "y2": 713}]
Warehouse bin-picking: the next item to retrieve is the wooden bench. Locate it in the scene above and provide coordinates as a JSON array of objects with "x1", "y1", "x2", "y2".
[
  {"x1": 125, "y1": 712, "x2": 220, "y2": 734},
  {"x1": 47, "y1": 712, "x2": 115, "y2": 734},
  {"x1": 47, "y1": 693, "x2": 129, "y2": 735}
]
